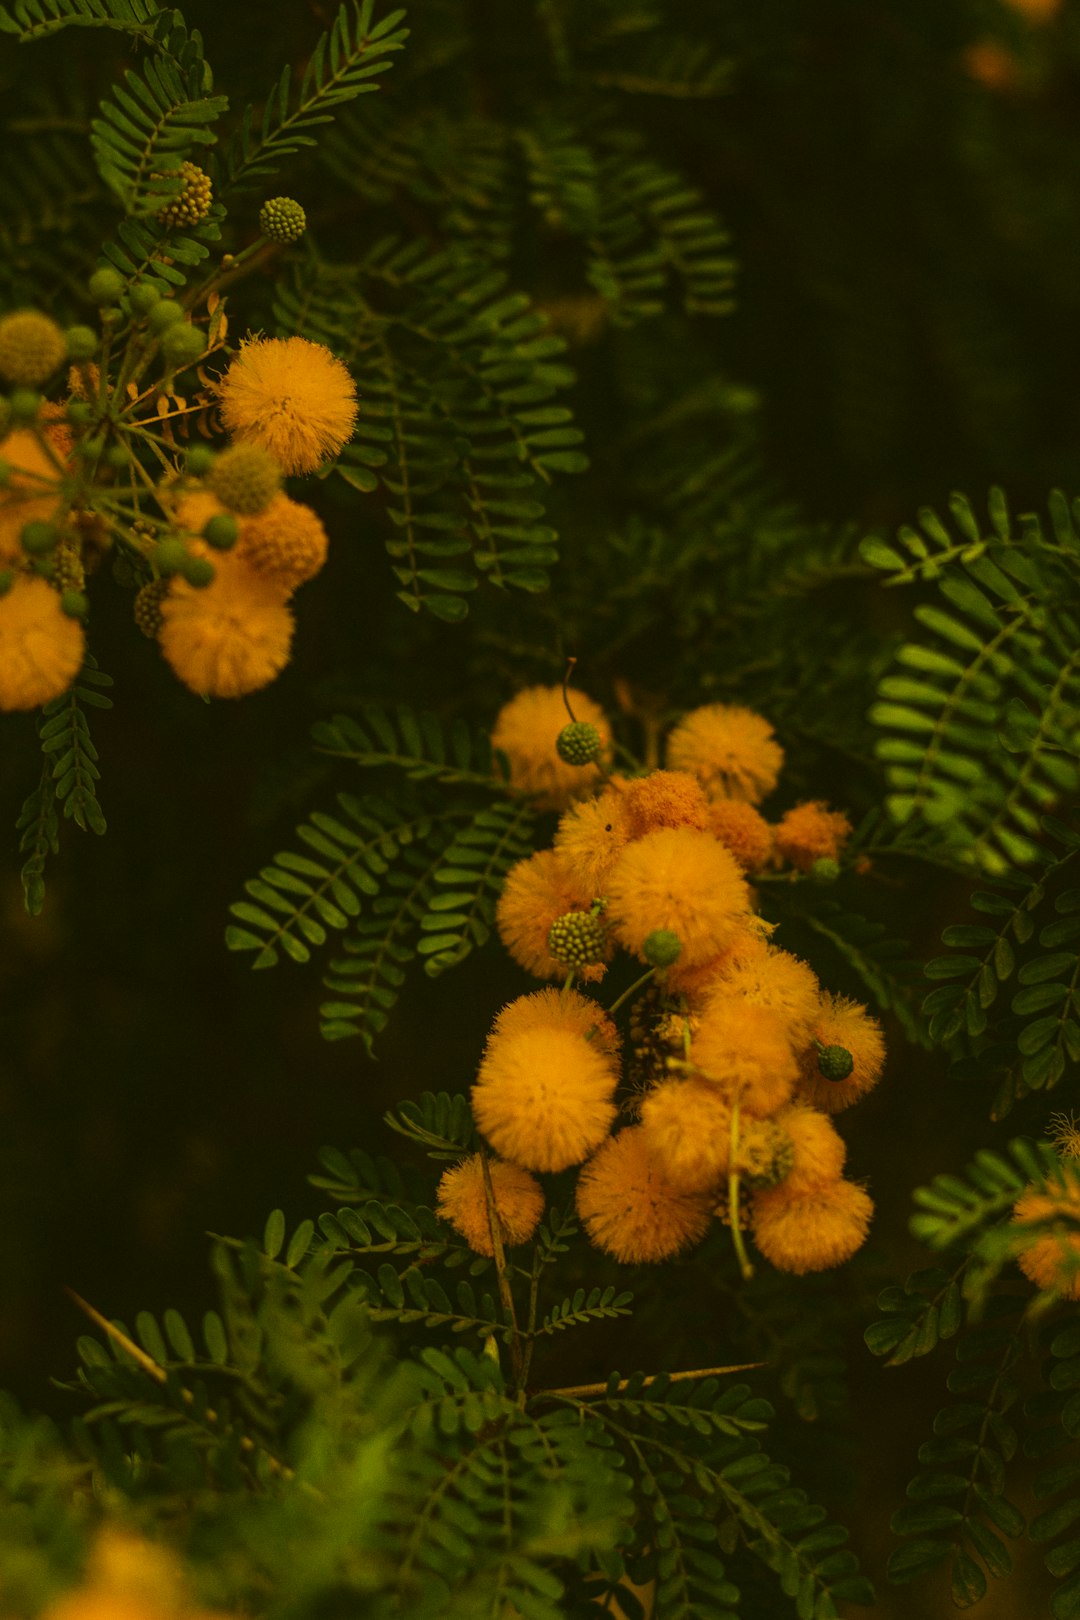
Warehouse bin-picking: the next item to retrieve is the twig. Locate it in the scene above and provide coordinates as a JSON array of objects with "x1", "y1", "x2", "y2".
[{"x1": 538, "y1": 1363, "x2": 768, "y2": 1400}]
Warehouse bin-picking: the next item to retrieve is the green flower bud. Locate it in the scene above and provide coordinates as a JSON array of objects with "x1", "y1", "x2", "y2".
[
  {"x1": 556, "y1": 720, "x2": 603, "y2": 766},
  {"x1": 148, "y1": 299, "x2": 185, "y2": 335},
  {"x1": 181, "y1": 555, "x2": 215, "y2": 587},
  {"x1": 128, "y1": 281, "x2": 163, "y2": 315},
  {"x1": 60, "y1": 589, "x2": 88, "y2": 619},
  {"x1": 154, "y1": 539, "x2": 188, "y2": 575},
  {"x1": 643, "y1": 929, "x2": 682, "y2": 968},
  {"x1": 259, "y1": 197, "x2": 307, "y2": 244},
  {"x1": 20, "y1": 520, "x2": 59, "y2": 556},
  {"x1": 816, "y1": 1044, "x2": 854, "y2": 1083},
  {"x1": 105, "y1": 444, "x2": 130, "y2": 470},
  {"x1": 547, "y1": 910, "x2": 607, "y2": 969},
  {"x1": 77, "y1": 434, "x2": 107, "y2": 461},
  {"x1": 186, "y1": 445, "x2": 215, "y2": 477},
  {"x1": 64, "y1": 325, "x2": 99, "y2": 363},
  {"x1": 88, "y1": 267, "x2": 125, "y2": 305},
  {"x1": 202, "y1": 513, "x2": 238, "y2": 550},
  {"x1": 161, "y1": 323, "x2": 207, "y2": 370},
  {"x1": 134, "y1": 578, "x2": 170, "y2": 637},
  {"x1": 8, "y1": 389, "x2": 41, "y2": 425},
  {"x1": 207, "y1": 443, "x2": 281, "y2": 515},
  {"x1": 154, "y1": 161, "x2": 213, "y2": 229},
  {"x1": 65, "y1": 400, "x2": 94, "y2": 427},
  {"x1": 810, "y1": 857, "x2": 840, "y2": 884}
]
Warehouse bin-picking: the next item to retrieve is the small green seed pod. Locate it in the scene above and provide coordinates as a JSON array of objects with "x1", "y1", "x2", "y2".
[
  {"x1": 643, "y1": 929, "x2": 682, "y2": 968},
  {"x1": 20, "y1": 520, "x2": 59, "y2": 556},
  {"x1": 161, "y1": 324, "x2": 207, "y2": 370},
  {"x1": 87, "y1": 267, "x2": 124, "y2": 305},
  {"x1": 64, "y1": 325, "x2": 99, "y2": 363},
  {"x1": 60, "y1": 589, "x2": 88, "y2": 619},
  {"x1": 259, "y1": 197, "x2": 307, "y2": 244},
  {"x1": 202, "y1": 513, "x2": 238, "y2": 551},
  {"x1": 556, "y1": 720, "x2": 603, "y2": 765},
  {"x1": 816, "y1": 1044, "x2": 855, "y2": 1083}
]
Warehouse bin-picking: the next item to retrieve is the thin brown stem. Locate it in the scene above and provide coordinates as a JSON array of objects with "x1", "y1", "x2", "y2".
[
  {"x1": 537, "y1": 1362, "x2": 767, "y2": 1401},
  {"x1": 478, "y1": 1145, "x2": 523, "y2": 1384}
]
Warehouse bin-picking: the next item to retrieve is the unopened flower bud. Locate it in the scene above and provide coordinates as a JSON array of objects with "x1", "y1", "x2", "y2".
[
  {"x1": 556, "y1": 720, "x2": 603, "y2": 765},
  {"x1": 643, "y1": 929, "x2": 681, "y2": 968}
]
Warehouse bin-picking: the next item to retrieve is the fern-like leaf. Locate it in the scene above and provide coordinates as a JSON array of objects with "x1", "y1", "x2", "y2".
[{"x1": 91, "y1": 57, "x2": 227, "y2": 217}]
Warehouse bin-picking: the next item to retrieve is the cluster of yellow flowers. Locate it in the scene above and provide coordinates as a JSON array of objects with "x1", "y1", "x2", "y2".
[
  {"x1": 436, "y1": 686, "x2": 886, "y2": 1277},
  {"x1": 1012, "y1": 1114, "x2": 1080, "y2": 1299},
  {"x1": 0, "y1": 295, "x2": 357, "y2": 710},
  {"x1": 38, "y1": 1528, "x2": 229, "y2": 1620}
]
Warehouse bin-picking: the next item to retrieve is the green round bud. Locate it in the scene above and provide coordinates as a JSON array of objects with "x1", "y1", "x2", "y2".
[
  {"x1": 0, "y1": 311, "x2": 66, "y2": 386},
  {"x1": 154, "y1": 539, "x2": 188, "y2": 575},
  {"x1": 810, "y1": 857, "x2": 840, "y2": 884},
  {"x1": 78, "y1": 434, "x2": 107, "y2": 461},
  {"x1": 60, "y1": 589, "x2": 88, "y2": 619},
  {"x1": 181, "y1": 555, "x2": 215, "y2": 587},
  {"x1": 161, "y1": 323, "x2": 207, "y2": 370},
  {"x1": 186, "y1": 445, "x2": 216, "y2": 477},
  {"x1": 99, "y1": 306, "x2": 123, "y2": 326},
  {"x1": 88, "y1": 267, "x2": 125, "y2": 305},
  {"x1": 556, "y1": 720, "x2": 603, "y2": 766},
  {"x1": 128, "y1": 281, "x2": 163, "y2": 315},
  {"x1": 7, "y1": 388, "x2": 41, "y2": 425},
  {"x1": 148, "y1": 299, "x2": 185, "y2": 335},
  {"x1": 31, "y1": 558, "x2": 56, "y2": 581},
  {"x1": 20, "y1": 520, "x2": 59, "y2": 556},
  {"x1": 134, "y1": 578, "x2": 170, "y2": 638},
  {"x1": 547, "y1": 910, "x2": 607, "y2": 969},
  {"x1": 202, "y1": 513, "x2": 238, "y2": 550},
  {"x1": 817, "y1": 1044, "x2": 854, "y2": 1083},
  {"x1": 259, "y1": 196, "x2": 307, "y2": 244},
  {"x1": 207, "y1": 442, "x2": 281, "y2": 515},
  {"x1": 643, "y1": 929, "x2": 682, "y2": 968},
  {"x1": 65, "y1": 399, "x2": 94, "y2": 427},
  {"x1": 105, "y1": 444, "x2": 131, "y2": 470},
  {"x1": 64, "y1": 325, "x2": 99, "y2": 362}
]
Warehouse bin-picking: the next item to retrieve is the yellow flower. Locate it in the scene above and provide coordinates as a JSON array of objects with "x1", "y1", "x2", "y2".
[
  {"x1": 665, "y1": 703, "x2": 783, "y2": 804},
  {"x1": 0, "y1": 575, "x2": 84, "y2": 710},
  {"x1": 0, "y1": 428, "x2": 64, "y2": 564},
  {"x1": 40, "y1": 1595, "x2": 166, "y2": 1620},
  {"x1": 217, "y1": 336, "x2": 358, "y2": 475},
  {"x1": 472, "y1": 1021, "x2": 620, "y2": 1172},
  {"x1": 708, "y1": 799, "x2": 773, "y2": 872},
  {"x1": 1050, "y1": 1113, "x2": 1080, "y2": 1160},
  {"x1": 751, "y1": 1178, "x2": 873, "y2": 1274},
  {"x1": 606, "y1": 827, "x2": 750, "y2": 967},
  {"x1": 1004, "y1": 0, "x2": 1060, "y2": 17},
  {"x1": 701, "y1": 946, "x2": 820, "y2": 1047},
  {"x1": 771, "y1": 1102, "x2": 846, "y2": 1195},
  {"x1": 0, "y1": 309, "x2": 66, "y2": 386},
  {"x1": 436, "y1": 1153, "x2": 544, "y2": 1255},
  {"x1": 639, "y1": 1077, "x2": 733, "y2": 1192},
  {"x1": 173, "y1": 489, "x2": 223, "y2": 540},
  {"x1": 489, "y1": 986, "x2": 620, "y2": 1057},
  {"x1": 159, "y1": 552, "x2": 293, "y2": 698},
  {"x1": 491, "y1": 685, "x2": 609, "y2": 811},
  {"x1": 85, "y1": 1530, "x2": 185, "y2": 1610},
  {"x1": 553, "y1": 789, "x2": 630, "y2": 897},
  {"x1": 237, "y1": 491, "x2": 329, "y2": 592},
  {"x1": 773, "y1": 800, "x2": 852, "y2": 872},
  {"x1": 664, "y1": 920, "x2": 772, "y2": 1004},
  {"x1": 621, "y1": 770, "x2": 709, "y2": 839},
  {"x1": 576, "y1": 1125, "x2": 713, "y2": 1263},
  {"x1": 496, "y1": 849, "x2": 606, "y2": 981},
  {"x1": 796, "y1": 993, "x2": 885, "y2": 1113},
  {"x1": 1012, "y1": 1182, "x2": 1080, "y2": 1298},
  {"x1": 689, "y1": 1001, "x2": 797, "y2": 1117},
  {"x1": 961, "y1": 41, "x2": 1019, "y2": 91}
]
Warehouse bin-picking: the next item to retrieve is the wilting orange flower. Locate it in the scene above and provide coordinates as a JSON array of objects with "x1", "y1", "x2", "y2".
[
  {"x1": 491, "y1": 685, "x2": 609, "y2": 810},
  {"x1": 606, "y1": 827, "x2": 750, "y2": 966},
  {"x1": 436, "y1": 1154, "x2": 545, "y2": 1255},
  {"x1": 576, "y1": 1125, "x2": 713, "y2": 1263},
  {"x1": 797, "y1": 993, "x2": 886, "y2": 1113},
  {"x1": 751, "y1": 1178, "x2": 873, "y2": 1273},
  {"x1": 621, "y1": 770, "x2": 709, "y2": 838},
  {"x1": 218, "y1": 336, "x2": 358, "y2": 475},
  {"x1": 553, "y1": 789, "x2": 630, "y2": 897},
  {"x1": 702, "y1": 947, "x2": 820, "y2": 1047},
  {"x1": 489, "y1": 986, "x2": 619, "y2": 1058},
  {"x1": 639, "y1": 1078, "x2": 733, "y2": 1192},
  {"x1": 1012, "y1": 1181, "x2": 1080, "y2": 1299},
  {"x1": 0, "y1": 429, "x2": 64, "y2": 564},
  {"x1": 665, "y1": 703, "x2": 783, "y2": 804},
  {"x1": 159, "y1": 553, "x2": 293, "y2": 698},
  {"x1": 496, "y1": 849, "x2": 604, "y2": 980},
  {"x1": 690, "y1": 1001, "x2": 797, "y2": 1117},
  {"x1": 473, "y1": 1021, "x2": 619, "y2": 1172},
  {"x1": 771, "y1": 1102, "x2": 846, "y2": 1195},
  {"x1": 773, "y1": 800, "x2": 852, "y2": 872},
  {"x1": 708, "y1": 799, "x2": 773, "y2": 872},
  {"x1": 0, "y1": 575, "x2": 84, "y2": 710}
]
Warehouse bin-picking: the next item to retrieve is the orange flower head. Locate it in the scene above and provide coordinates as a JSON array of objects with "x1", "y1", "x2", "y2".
[
  {"x1": 490, "y1": 986, "x2": 619, "y2": 1058},
  {"x1": 708, "y1": 799, "x2": 773, "y2": 872},
  {"x1": 39, "y1": 1596, "x2": 166, "y2": 1620},
  {"x1": 496, "y1": 849, "x2": 606, "y2": 981},
  {"x1": 773, "y1": 800, "x2": 852, "y2": 873},
  {"x1": 702, "y1": 946, "x2": 820, "y2": 1047},
  {"x1": 436, "y1": 1153, "x2": 544, "y2": 1255},
  {"x1": 690, "y1": 1000, "x2": 797, "y2": 1116},
  {"x1": 576, "y1": 1125, "x2": 713, "y2": 1263},
  {"x1": 0, "y1": 428, "x2": 64, "y2": 564},
  {"x1": 665, "y1": 703, "x2": 783, "y2": 805},
  {"x1": 797, "y1": 993, "x2": 886, "y2": 1113},
  {"x1": 472, "y1": 1022, "x2": 619, "y2": 1172},
  {"x1": 0, "y1": 575, "x2": 84, "y2": 710},
  {"x1": 236, "y1": 491, "x2": 329, "y2": 592},
  {"x1": 962, "y1": 41, "x2": 1020, "y2": 90},
  {"x1": 751, "y1": 1178, "x2": 873, "y2": 1274},
  {"x1": 606, "y1": 827, "x2": 750, "y2": 967},
  {"x1": 554, "y1": 788, "x2": 630, "y2": 897},
  {"x1": 85, "y1": 1529, "x2": 185, "y2": 1609},
  {"x1": 621, "y1": 770, "x2": 710, "y2": 839},
  {"x1": 1004, "y1": 0, "x2": 1060, "y2": 17},
  {"x1": 217, "y1": 335, "x2": 358, "y2": 475},
  {"x1": 159, "y1": 551, "x2": 293, "y2": 698},
  {"x1": 639, "y1": 1077, "x2": 733, "y2": 1192},
  {"x1": 1013, "y1": 1181, "x2": 1080, "y2": 1299},
  {"x1": 491, "y1": 685, "x2": 609, "y2": 810},
  {"x1": 771, "y1": 1102, "x2": 846, "y2": 1195},
  {"x1": 174, "y1": 488, "x2": 225, "y2": 541},
  {"x1": 665, "y1": 921, "x2": 772, "y2": 1003}
]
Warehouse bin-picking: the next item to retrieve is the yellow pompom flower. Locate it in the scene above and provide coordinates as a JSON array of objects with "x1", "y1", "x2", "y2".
[
  {"x1": 576, "y1": 1125, "x2": 713, "y2": 1263},
  {"x1": 773, "y1": 800, "x2": 852, "y2": 872},
  {"x1": 751, "y1": 1178, "x2": 873, "y2": 1274},
  {"x1": 690, "y1": 1001, "x2": 797, "y2": 1117},
  {"x1": 664, "y1": 921, "x2": 772, "y2": 1004},
  {"x1": 797, "y1": 992, "x2": 886, "y2": 1113},
  {"x1": 0, "y1": 575, "x2": 84, "y2": 710},
  {"x1": 237, "y1": 491, "x2": 329, "y2": 592},
  {"x1": 489, "y1": 986, "x2": 620, "y2": 1058},
  {"x1": 39, "y1": 1595, "x2": 167, "y2": 1620},
  {"x1": 496, "y1": 848, "x2": 606, "y2": 981},
  {"x1": 1012, "y1": 1181, "x2": 1080, "y2": 1298},
  {"x1": 85, "y1": 1529, "x2": 185, "y2": 1610},
  {"x1": 159, "y1": 553, "x2": 293, "y2": 698},
  {"x1": 553, "y1": 789, "x2": 630, "y2": 897},
  {"x1": 472, "y1": 1019, "x2": 620, "y2": 1172},
  {"x1": 621, "y1": 770, "x2": 710, "y2": 839},
  {"x1": 174, "y1": 488, "x2": 223, "y2": 539},
  {"x1": 436, "y1": 1153, "x2": 544, "y2": 1255},
  {"x1": 665, "y1": 703, "x2": 783, "y2": 804},
  {"x1": 492, "y1": 685, "x2": 609, "y2": 811},
  {"x1": 0, "y1": 309, "x2": 66, "y2": 385},
  {"x1": 606, "y1": 827, "x2": 750, "y2": 967},
  {"x1": 218, "y1": 336, "x2": 358, "y2": 476},
  {"x1": 0, "y1": 429, "x2": 64, "y2": 564},
  {"x1": 771, "y1": 1102, "x2": 846, "y2": 1195},
  {"x1": 708, "y1": 798, "x2": 773, "y2": 872},
  {"x1": 640, "y1": 1077, "x2": 733, "y2": 1192},
  {"x1": 702, "y1": 947, "x2": 820, "y2": 1047}
]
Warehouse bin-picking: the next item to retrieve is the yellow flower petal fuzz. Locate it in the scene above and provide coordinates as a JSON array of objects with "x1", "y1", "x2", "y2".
[
  {"x1": 237, "y1": 491, "x2": 329, "y2": 592},
  {"x1": 773, "y1": 800, "x2": 852, "y2": 872},
  {"x1": 708, "y1": 798, "x2": 773, "y2": 872},
  {"x1": 1004, "y1": 0, "x2": 1060, "y2": 17},
  {"x1": 639, "y1": 1078, "x2": 732, "y2": 1192},
  {"x1": 576, "y1": 1125, "x2": 713, "y2": 1263},
  {"x1": 86, "y1": 1529, "x2": 185, "y2": 1611},
  {"x1": 1050, "y1": 1112, "x2": 1080, "y2": 1161},
  {"x1": 490, "y1": 986, "x2": 619, "y2": 1059},
  {"x1": 491, "y1": 685, "x2": 609, "y2": 811},
  {"x1": 797, "y1": 993, "x2": 886, "y2": 1113},
  {"x1": 689, "y1": 1001, "x2": 797, "y2": 1117},
  {"x1": 217, "y1": 336, "x2": 358, "y2": 475},
  {"x1": 771, "y1": 1103, "x2": 846, "y2": 1195},
  {"x1": 39, "y1": 1595, "x2": 167, "y2": 1620},
  {"x1": 665, "y1": 703, "x2": 783, "y2": 805},
  {"x1": 664, "y1": 922, "x2": 771, "y2": 1003},
  {"x1": 621, "y1": 770, "x2": 710, "y2": 839},
  {"x1": 1012, "y1": 1183, "x2": 1080, "y2": 1298},
  {"x1": 472, "y1": 1024, "x2": 619, "y2": 1172},
  {"x1": 159, "y1": 553, "x2": 293, "y2": 699},
  {"x1": 0, "y1": 575, "x2": 84, "y2": 710},
  {"x1": 606, "y1": 827, "x2": 750, "y2": 967},
  {"x1": 751, "y1": 1178, "x2": 873, "y2": 1274},
  {"x1": 554, "y1": 789, "x2": 630, "y2": 897},
  {"x1": 436, "y1": 1153, "x2": 544, "y2": 1255},
  {"x1": 702, "y1": 946, "x2": 820, "y2": 1047},
  {"x1": 0, "y1": 429, "x2": 63, "y2": 564},
  {"x1": 0, "y1": 309, "x2": 66, "y2": 385},
  {"x1": 496, "y1": 849, "x2": 607, "y2": 981}
]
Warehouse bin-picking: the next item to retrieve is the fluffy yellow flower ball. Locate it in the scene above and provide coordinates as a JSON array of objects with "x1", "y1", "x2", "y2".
[
  {"x1": 751, "y1": 1178, "x2": 873, "y2": 1274},
  {"x1": 665, "y1": 703, "x2": 783, "y2": 804},
  {"x1": 237, "y1": 491, "x2": 329, "y2": 592},
  {"x1": 1012, "y1": 1182, "x2": 1080, "y2": 1298},
  {"x1": 771, "y1": 1102, "x2": 846, "y2": 1195},
  {"x1": 606, "y1": 827, "x2": 750, "y2": 967},
  {"x1": 576, "y1": 1125, "x2": 713, "y2": 1263},
  {"x1": 436, "y1": 1154, "x2": 544, "y2": 1255},
  {"x1": 639, "y1": 1077, "x2": 733, "y2": 1192},
  {"x1": 0, "y1": 575, "x2": 84, "y2": 710},
  {"x1": 0, "y1": 429, "x2": 64, "y2": 564},
  {"x1": 496, "y1": 848, "x2": 604, "y2": 981},
  {"x1": 217, "y1": 336, "x2": 358, "y2": 475},
  {"x1": 0, "y1": 309, "x2": 66, "y2": 385},
  {"x1": 491, "y1": 685, "x2": 609, "y2": 811},
  {"x1": 690, "y1": 1000, "x2": 797, "y2": 1117},
  {"x1": 773, "y1": 800, "x2": 852, "y2": 872},
  {"x1": 490, "y1": 986, "x2": 619, "y2": 1057},
  {"x1": 701, "y1": 946, "x2": 820, "y2": 1047},
  {"x1": 472, "y1": 1019, "x2": 619, "y2": 1172},
  {"x1": 708, "y1": 798, "x2": 774, "y2": 872},
  {"x1": 158, "y1": 552, "x2": 293, "y2": 698},
  {"x1": 664, "y1": 922, "x2": 772, "y2": 1004},
  {"x1": 621, "y1": 770, "x2": 710, "y2": 838},
  {"x1": 553, "y1": 789, "x2": 630, "y2": 897},
  {"x1": 797, "y1": 992, "x2": 886, "y2": 1113}
]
